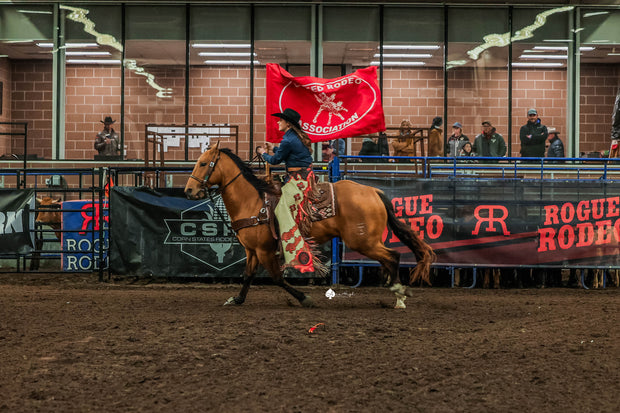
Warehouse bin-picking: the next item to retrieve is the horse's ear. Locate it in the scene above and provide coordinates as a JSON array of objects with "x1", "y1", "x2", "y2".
[{"x1": 214, "y1": 141, "x2": 220, "y2": 150}]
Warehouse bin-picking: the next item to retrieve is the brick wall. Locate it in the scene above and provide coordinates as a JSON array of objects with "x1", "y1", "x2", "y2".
[
  {"x1": 189, "y1": 66, "x2": 252, "y2": 160},
  {"x1": 9, "y1": 60, "x2": 53, "y2": 159},
  {"x1": 580, "y1": 64, "x2": 619, "y2": 154},
  {"x1": 511, "y1": 68, "x2": 567, "y2": 157},
  {"x1": 0, "y1": 58, "x2": 10, "y2": 155},
  {"x1": 8, "y1": 61, "x2": 620, "y2": 161},
  {"x1": 65, "y1": 65, "x2": 122, "y2": 160}
]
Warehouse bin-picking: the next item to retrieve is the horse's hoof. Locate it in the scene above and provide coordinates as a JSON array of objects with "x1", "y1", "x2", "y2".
[
  {"x1": 301, "y1": 296, "x2": 315, "y2": 308},
  {"x1": 394, "y1": 294, "x2": 407, "y2": 309},
  {"x1": 224, "y1": 296, "x2": 242, "y2": 306}
]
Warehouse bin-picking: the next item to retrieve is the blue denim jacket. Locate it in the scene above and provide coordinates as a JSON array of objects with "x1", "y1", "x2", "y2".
[{"x1": 262, "y1": 129, "x2": 313, "y2": 168}]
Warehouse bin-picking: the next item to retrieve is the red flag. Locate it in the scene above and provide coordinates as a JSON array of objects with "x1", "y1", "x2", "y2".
[{"x1": 266, "y1": 63, "x2": 385, "y2": 143}]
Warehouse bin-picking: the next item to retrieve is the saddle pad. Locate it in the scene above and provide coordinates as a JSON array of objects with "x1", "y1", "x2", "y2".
[{"x1": 310, "y1": 182, "x2": 336, "y2": 222}]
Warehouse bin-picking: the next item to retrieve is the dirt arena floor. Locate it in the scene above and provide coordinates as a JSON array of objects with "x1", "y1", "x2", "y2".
[{"x1": 1, "y1": 273, "x2": 619, "y2": 412}]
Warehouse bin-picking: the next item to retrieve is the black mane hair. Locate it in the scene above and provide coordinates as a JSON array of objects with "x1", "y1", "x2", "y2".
[{"x1": 219, "y1": 148, "x2": 277, "y2": 197}]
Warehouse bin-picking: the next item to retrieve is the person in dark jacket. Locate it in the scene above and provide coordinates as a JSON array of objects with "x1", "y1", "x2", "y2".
[
  {"x1": 94, "y1": 116, "x2": 120, "y2": 156},
  {"x1": 546, "y1": 128, "x2": 564, "y2": 159},
  {"x1": 257, "y1": 108, "x2": 316, "y2": 274},
  {"x1": 520, "y1": 108, "x2": 548, "y2": 158},
  {"x1": 358, "y1": 137, "x2": 381, "y2": 162},
  {"x1": 473, "y1": 121, "x2": 506, "y2": 159}
]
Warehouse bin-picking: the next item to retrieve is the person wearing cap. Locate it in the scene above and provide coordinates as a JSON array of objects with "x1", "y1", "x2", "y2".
[
  {"x1": 428, "y1": 116, "x2": 444, "y2": 156},
  {"x1": 447, "y1": 121, "x2": 469, "y2": 157},
  {"x1": 519, "y1": 108, "x2": 548, "y2": 159},
  {"x1": 94, "y1": 116, "x2": 120, "y2": 156},
  {"x1": 546, "y1": 128, "x2": 564, "y2": 159},
  {"x1": 473, "y1": 121, "x2": 507, "y2": 159},
  {"x1": 256, "y1": 108, "x2": 316, "y2": 274}
]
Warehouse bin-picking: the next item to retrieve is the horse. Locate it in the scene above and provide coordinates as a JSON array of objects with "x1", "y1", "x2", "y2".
[{"x1": 184, "y1": 143, "x2": 435, "y2": 308}]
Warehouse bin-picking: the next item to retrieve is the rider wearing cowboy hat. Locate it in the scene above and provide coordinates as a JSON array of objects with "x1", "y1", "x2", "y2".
[{"x1": 257, "y1": 108, "x2": 316, "y2": 274}]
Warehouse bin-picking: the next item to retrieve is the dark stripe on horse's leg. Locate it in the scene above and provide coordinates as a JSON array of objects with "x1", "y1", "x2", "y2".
[
  {"x1": 233, "y1": 273, "x2": 255, "y2": 305},
  {"x1": 274, "y1": 278, "x2": 313, "y2": 307},
  {"x1": 228, "y1": 251, "x2": 258, "y2": 305}
]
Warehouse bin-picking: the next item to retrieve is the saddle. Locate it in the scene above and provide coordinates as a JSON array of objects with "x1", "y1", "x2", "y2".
[{"x1": 230, "y1": 181, "x2": 337, "y2": 238}]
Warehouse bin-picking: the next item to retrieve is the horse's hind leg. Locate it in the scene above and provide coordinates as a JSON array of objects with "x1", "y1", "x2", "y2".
[
  {"x1": 358, "y1": 242, "x2": 409, "y2": 308},
  {"x1": 224, "y1": 250, "x2": 259, "y2": 306}
]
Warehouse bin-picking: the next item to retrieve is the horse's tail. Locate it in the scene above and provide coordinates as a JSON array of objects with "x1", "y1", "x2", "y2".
[{"x1": 376, "y1": 189, "x2": 436, "y2": 286}]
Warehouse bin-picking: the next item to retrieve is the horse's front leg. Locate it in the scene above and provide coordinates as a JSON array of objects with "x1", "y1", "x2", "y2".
[
  {"x1": 259, "y1": 250, "x2": 314, "y2": 308},
  {"x1": 224, "y1": 249, "x2": 258, "y2": 306}
]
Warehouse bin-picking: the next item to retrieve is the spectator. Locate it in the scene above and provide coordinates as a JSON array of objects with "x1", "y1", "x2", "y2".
[
  {"x1": 392, "y1": 120, "x2": 415, "y2": 161},
  {"x1": 458, "y1": 141, "x2": 476, "y2": 157},
  {"x1": 447, "y1": 122, "x2": 469, "y2": 157},
  {"x1": 94, "y1": 116, "x2": 120, "y2": 156},
  {"x1": 546, "y1": 128, "x2": 565, "y2": 159},
  {"x1": 322, "y1": 142, "x2": 335, "y2": 162},
  {"x1": 520, "y1": 108, "x2": 548, "y2": 159},
  {"x1": 331, "y1": 138, "x2": 346, "y2": 157},
  {"x1": 358, "y1": 137, "x2": 381, "y2": 162},
  {"x1": 377, "y1": 132, "x2": 390, "y2": 157},
  {"x1": 609, "y1": 88, "x2": 620, "y2": 158},
  {"x1": 428, "y1": 116, "x2": 443, "y2": 157},
  {"x1": 473, "y1": 121, "x2": 507, "y2": 159}
]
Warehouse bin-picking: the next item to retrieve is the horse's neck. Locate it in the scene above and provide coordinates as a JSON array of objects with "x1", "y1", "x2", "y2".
[{"x1": 218, "y1": 161, "x2": 263, "y2": 220}]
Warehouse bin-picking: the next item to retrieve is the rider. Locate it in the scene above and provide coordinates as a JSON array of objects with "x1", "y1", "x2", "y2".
[{"x1": 257, "y1": 108, "x2": 316, "y2": 274}]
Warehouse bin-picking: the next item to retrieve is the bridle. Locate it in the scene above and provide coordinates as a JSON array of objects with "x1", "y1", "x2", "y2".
[
  {"x1": 189, "y1": 148, "x2": 220, "y2": 189},
  {"x1": 189, "y1": 148, "x2": 242, "y2": 196},
  {"x1": 188, "y1": 148, "x2": 243, "y2": 234}
]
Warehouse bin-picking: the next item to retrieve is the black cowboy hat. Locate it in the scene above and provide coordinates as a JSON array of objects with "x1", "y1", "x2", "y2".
[
  {"x1": 100, "y1": 116, "x2": 116, "y2": 124},
  {"x1": 271, "y1": 108, "x2": 301, "y2": 129}
]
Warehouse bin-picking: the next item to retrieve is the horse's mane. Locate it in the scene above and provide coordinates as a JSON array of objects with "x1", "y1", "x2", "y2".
[{"x1": 219, "y1": 148, "x2": 277, "y2": 197}]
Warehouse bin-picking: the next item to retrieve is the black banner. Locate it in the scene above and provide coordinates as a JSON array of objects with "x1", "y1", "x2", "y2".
[
  {"x1": 0, "y1": 189, "x2": 35, "y2": 254},
  {"x1": 110, "y1": 187, "x2": 247, "y2": 277},
  {"x1": 345, "y1": 178, "x2": 620, "y2": 268}
]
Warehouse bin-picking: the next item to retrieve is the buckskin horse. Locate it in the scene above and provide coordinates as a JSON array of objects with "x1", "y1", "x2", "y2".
[{"x1": 184, "y1": 143, "x2": 435, "y2": 308}]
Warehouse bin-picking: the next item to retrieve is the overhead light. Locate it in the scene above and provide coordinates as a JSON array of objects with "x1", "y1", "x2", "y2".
[
  {"x1": 36, "y1": 42, "x2": 99, "y2": 48},
  {"x1": 512, "y1": 62, "x2": 563, "y2": 67},
  {"x1": 370, "y1": 61, "x2": 426, "y2": 66},
  {"x1": 203, "y1": 60, "x2": 260, "y2": 65},
  {"x1": 381, "y1": 45, "x2": 440, "y2": 50},
  {"x1": 18, "y1": 9, "x2": 52, "y2": 14},
  {"x1": 66, "y1": 51, "x2": 111, "y2": 56},
  {"x1": 591, "y1": 40, "x2": 610, "y2": 43},
  {"x1": 533, "y1": 46, "x2": 595, "y2": 51},
  {"x1": 198, "y1": 52, "x2": 256, "y2": 57},
  {"x1": 520, "y1": 54, "x2": 567, "y2": 59},
  {"x1": 66, "y1": 59, "x2": 121, "y2": 64},
  {"x1": 373, "y1": 53, "x2": 432, "y2": 58},
  {"x1": 608, "y1": 53, "x2": 620, "y2": 56},
  {"x1": 583, "y1": 11, "x2": 609, "y2": 18},
  {"x1": 0, "y1": 55, "x2": 8, "y2": 58},
  {"x1": 192, "y1": 43, "x2": 251, "y2": 49},
  {"x1": 543, "y1": 39, "x2": 573, "y2": 43}
]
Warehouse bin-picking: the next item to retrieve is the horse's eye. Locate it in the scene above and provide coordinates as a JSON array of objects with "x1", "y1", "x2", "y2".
[{"x1": 200, "y1": 162, "x2": 207, "y2": 167}]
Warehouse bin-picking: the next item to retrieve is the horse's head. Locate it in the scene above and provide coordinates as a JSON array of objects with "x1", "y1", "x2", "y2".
[{"x1": 185, "y1": 141, "x2": 222, "y2": 200}]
